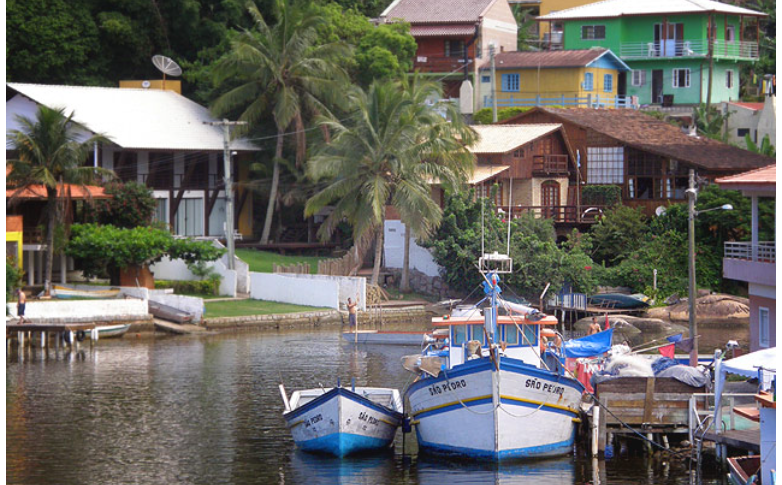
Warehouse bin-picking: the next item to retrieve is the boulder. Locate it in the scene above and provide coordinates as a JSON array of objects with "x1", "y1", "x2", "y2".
[{"x1": 646, "y1": 294, "x2": 749, "y2": 328}]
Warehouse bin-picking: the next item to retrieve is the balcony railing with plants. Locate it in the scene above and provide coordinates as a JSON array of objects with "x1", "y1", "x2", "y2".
[{"x1": 412, "y1": 56, "x2": 473, "y2": 74}]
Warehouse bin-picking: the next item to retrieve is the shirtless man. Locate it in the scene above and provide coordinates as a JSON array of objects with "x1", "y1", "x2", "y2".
[
  {"x1": 588, "y1": 316, "x2": 601, "y2": 335},
  {"x1": 16, "y1": 289, "x2": 26, "y2": 324},
  {"x1": 347, "y1": 297, "x2": 358, "y2": 327}
]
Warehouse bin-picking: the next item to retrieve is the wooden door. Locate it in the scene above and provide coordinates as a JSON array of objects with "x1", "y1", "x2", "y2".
[{"x1": 541, "y1": 181, "x2": 560, "y2": 220}]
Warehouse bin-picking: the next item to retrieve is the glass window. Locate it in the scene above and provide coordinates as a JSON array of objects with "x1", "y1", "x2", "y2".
[
  {"x1": 482, "y1": 75, "x2": 491, "y2": 83},
  {"x1": 521, "y1": 324, "x2": 537, "y2": 346},
  {"x1": 504, "y1": 325, "x2": 519, "y2": 345},
  {"x1": 759, "y1": 307, "x2": 770, "y2": 347},
  {"x1": 174, "y1": 198, "x2": 204, "y2": 236},
  {"x1": 445, "y1": 40, "x2": 465, "y2": 58},
  {"x1": 632, "y1": 70, "x2": 646, "y2": 87},
  {"x1": 470, "y1": 325, "x2": 486, "y2": 345},
  {"x1": 501, "y1": 73, "x2": 520, "y2": 92},
  {"x1": 581, "y1": 25, "x2": 606, "y2": 40},
  {"x1": 586, "y1": 147, "x2": 624, "y2": 184},
  {"x1": 604, "y1": 74, "x2": 613, "y2": 92},
  {"x1": 154, "y1": 198, "x2": 168, "y2": 226},
  {"x1": 673, "y1": 68, "x2": 690, "y2": 88},
  {"x1": 726, "y1": 70, "x2": 734, "y2": 89},
  {"x1": 726, "y1": 25, "x2": 735, "y2": 43},
  {"x1": 583, "y1": 72, "x2": 593, "y2": 91},
  {"x1": 452, "y1": 325, "x2": 468, "y2": 346}
]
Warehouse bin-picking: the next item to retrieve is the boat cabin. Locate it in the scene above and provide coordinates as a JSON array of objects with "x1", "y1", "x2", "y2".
[{"x1": 433, "y1": 313, "x2": 559, "y2": 367}]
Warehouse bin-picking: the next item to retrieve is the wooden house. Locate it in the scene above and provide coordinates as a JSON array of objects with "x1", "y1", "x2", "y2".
[{"x1": 499, "y1": 107, "x2": 774, "y2": 215}]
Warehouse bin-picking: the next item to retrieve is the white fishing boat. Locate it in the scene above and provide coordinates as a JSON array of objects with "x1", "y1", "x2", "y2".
[
  {"x1": 403, "y1": 268, "x2": 587, "y2": 460},
  {"x1": 96, "y1": 323, "x2": 131, "y2": 338},
  {"x1": 280, "y1": 383, "x2": 403, "y2": 457}
]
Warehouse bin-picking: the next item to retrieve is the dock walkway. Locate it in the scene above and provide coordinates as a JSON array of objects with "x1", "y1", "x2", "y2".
[{"x1": 6, "y1": 322, "x2": 98, "y2": 353}]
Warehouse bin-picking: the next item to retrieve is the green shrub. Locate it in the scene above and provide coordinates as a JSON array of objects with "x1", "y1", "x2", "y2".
[
  {"x1": 473, "y1": 106, "x2": 532, "y2": 124},
  {"x1": 155, "y1": 279, "x2": 218, "y2": 296},
  {"x1": 581, "y1": 185, "x2": 622, "y2": 206},
  {"x1": 6, "y1": 257, "x2": 24, "y2": 300}
]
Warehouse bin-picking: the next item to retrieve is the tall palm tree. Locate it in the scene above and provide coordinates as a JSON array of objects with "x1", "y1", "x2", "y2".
[
  {"x1": 305, "y1": 78, "x2": 475, "y2": 286},
  {"x1": 212, "y1": 0, "x2": 349, "y2": 244},
  {"x1": 7, "y1": 106, "x2": 111, "y2": 294}
]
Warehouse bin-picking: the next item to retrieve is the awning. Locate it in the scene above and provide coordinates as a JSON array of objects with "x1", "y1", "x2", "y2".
[
  {"x1": 469, "y1": 165, "x2": 510, "y2": 184},
  {"x1": 712, "y1": 347, "x2": 776, "y2": 433},
  {"x1": 6, "y1": 184, "x2": 110, "y2": 200},
  {"x1": 562, "y1": 329, "x2": 614, "y2": 358}
]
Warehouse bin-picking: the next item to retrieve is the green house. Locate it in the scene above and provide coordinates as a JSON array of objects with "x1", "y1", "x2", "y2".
[{"x1": 537, "y1": 0, "x2": 766, "y2": 106}]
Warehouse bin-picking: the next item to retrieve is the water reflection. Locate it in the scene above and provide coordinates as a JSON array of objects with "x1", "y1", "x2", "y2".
[
  {"x1": 290, "y1": 449, "x2": 397, "y2": 485},
  {"x1": 416, "y1": 454, "x2": 577, "y2": 485}
]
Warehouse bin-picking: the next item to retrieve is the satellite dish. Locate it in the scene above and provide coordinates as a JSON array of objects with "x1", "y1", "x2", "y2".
[
  {"x1": 152, "y1": 55, "x2": 182, "y2": 77},
  {"x1": 655, "y1": 206, "x2": 667, "y2": 217}
]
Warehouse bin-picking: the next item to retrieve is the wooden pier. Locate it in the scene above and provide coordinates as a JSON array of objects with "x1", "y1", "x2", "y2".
[{"x1": 6, "y1": 322, "x2": 98, "y2": 355}]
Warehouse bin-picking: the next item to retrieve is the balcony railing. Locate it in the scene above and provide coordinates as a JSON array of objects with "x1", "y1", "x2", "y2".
[
  {"x1": 500, "y1": 205, "x2": 607, "y2": 223},
  {"x1": 489, "y1": 93, "x2": 638, "y2": 110},
  {"x1": 724, "y1": 241, "x2": 775, "y2": 263},
  {"x1": 412, "y1": 56, "x2": 473, "y2": 74},
  {"x1": 619, "y1": 39, "x2": 758, "y2": 60},
  {"x1": 532, "y1": 155, "x2": 569, "y2": 176}
]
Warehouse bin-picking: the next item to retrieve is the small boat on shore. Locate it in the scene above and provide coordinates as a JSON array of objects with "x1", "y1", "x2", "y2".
[
  {"x1": 589, "y1": 293, "x2": 650, "y2": 309},
  {"x1": 727, "y1": 456, "x2": 760, "y2": 485},
  {"x1": 148, "y1": 300, "x2": 193, "y2": 324},
  {"x1": 52, "y1": 285, "x2": 120, "y2": 299},
  {"x1": 96, "y1": 323, "x2": 131, "y2": 339},
  {"x1": 280, "y1": 383, "x2": 403, "y2": 457}
]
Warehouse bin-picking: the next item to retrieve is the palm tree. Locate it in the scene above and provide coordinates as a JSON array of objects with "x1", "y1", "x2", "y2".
[
  {"x1": 7, "y1": 106, "x2": 111, "y2": 294},
  {"x1": 212, "y1": 0, "x2": 349, "y2": 244},
  {"x1": 305, "y1": 78, "x2": 475, "y2": 286}
]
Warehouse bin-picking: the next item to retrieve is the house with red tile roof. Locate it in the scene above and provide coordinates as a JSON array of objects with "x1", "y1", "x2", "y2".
[
  {"x1": 716, "y1": 164, "x2": 775, "y2": 352},
  {"x1": 723, "y1": 94, "x2": 776, "y2": 149},
  {"x1": 499, "y1": 107, "x2": 774, "y2": 215},
  {"x1": 380, "y1": 0, "x2": 517, "y2": 110}
]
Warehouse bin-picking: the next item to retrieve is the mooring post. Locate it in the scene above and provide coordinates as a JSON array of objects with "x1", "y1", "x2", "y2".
[
  {"x1": 68, "y1": 331, "x2": 74, "y2": 350},
  {"x1": 645, "y1": 433, "x2": 654, "y2": 455},
  {"x1": 591, "y1": 405, "x2": 600, "y2": 457}
]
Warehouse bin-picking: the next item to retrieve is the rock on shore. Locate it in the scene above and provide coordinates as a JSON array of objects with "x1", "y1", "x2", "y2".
[{"x1": 646, "y1": 294, "x2": 750, "y2": 328}]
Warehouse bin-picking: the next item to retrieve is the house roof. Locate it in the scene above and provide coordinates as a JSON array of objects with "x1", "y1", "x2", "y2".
[
  {"x1": 480, "y1": 48, "x2": 630, "y2": 71},
  {"x1": 470, "y1": 165, "x2": 510, "y2": 184},
  {"x1": 716, "y1": 164, "x2": 776, "y2": 195},
  {"x1": 410, "y1": 24, "x2": 477, "y2": 37},
  {"x1": 6, "y1": 83, "x2": 259, "y2": 152},
  {"x1": 382, "y1": 0, "x2": 496, "y2": 24},
  {"x1": 501, "y1": 108, "x2": 774, "y2": 172},
  {"x1": 469, "y1": 124, "x2": 563, "y2": 153},
  {"x1": 6, "y1": 185, "x2": 110, "y2": 200},
  {"x1": 537, "y1": 0, "x2": 766, "y2": 20},
  {"x1": 729, "y1": 102, "x2": 765, "y2": 111}
]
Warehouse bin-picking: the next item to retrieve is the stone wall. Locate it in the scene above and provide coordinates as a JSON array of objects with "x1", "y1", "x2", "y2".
[
  {"x1": 387, "y1": 268, "x2": 451, "y2": 300},
  {"x1": 204, "y1": 306, "x2": 429, "y2": 331}
]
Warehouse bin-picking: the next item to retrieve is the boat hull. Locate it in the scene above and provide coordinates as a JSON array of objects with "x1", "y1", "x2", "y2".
[
  {"x1": 284, "y1": 387, "x2": 403, "y2": 457},
  {"x1": 406, "y1": 357, "x2": 582, "y2": 459},
  {"x1": 52, "y1": 286, "x2": 120, "y2": 299},
  {"x1": 96, "y1": 324, "x2": 130, "y2": 338}
]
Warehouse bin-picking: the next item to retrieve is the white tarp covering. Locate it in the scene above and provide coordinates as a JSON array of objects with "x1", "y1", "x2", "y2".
[{"x1": 712, "y1": 347, "x2": 776, "y2": 432}]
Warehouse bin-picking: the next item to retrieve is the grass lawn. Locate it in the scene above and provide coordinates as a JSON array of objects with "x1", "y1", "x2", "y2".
[
  {"x1": 205, "y1": 299, "x2": 329, "y2": 318},
  {"x1": 235, "y1": 249, "x2": 330, "y2": 274}
]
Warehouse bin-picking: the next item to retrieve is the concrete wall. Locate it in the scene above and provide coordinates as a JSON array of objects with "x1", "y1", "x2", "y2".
[
  {"x1": 384, "y1": 220, "x2": 442, "y2": 278},
  {"x1": 249, "y1": 273, "x2": 367, "y2": 311},
  {"x1": 757, "y1": 96, "x2": 776, "y2": 147},
  {"x1": 724, "y1": 103, "x2": 760, "y2": 148},
  {"x1": 149, "y1": 240, "x2": 238, "y2": 297},
  {"x1": 7, "y1": 299, "x2": 150, "y2": 323}
]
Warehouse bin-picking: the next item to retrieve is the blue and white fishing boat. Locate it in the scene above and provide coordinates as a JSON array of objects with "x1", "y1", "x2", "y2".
[
  {"x1": 403, "y1": 268, "x2": 585, "y2": 459},
  {"x1": 280, "y1": 383, "x2": 403, "y2": 457}
]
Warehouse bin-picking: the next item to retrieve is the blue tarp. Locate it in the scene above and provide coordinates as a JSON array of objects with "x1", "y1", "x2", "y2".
[{"x1": 562, "y1": 329, "x2": 614, "y2": 358}]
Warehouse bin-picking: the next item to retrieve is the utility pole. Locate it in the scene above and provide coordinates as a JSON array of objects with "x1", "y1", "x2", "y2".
[
  {"x1": 686, "y1": 169, "x2": 698, "y2": 367},
  {"x1": 490, "y1": 44, "x2": 498, "y2": 123},
  {"x1": 204, "y1": 119, "x2": 247, "y2": 270}
]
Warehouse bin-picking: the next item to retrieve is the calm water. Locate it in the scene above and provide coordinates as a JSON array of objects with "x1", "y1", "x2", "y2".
[{"x1": 7, "y1": 328, "x2": 727, "y2": 485}]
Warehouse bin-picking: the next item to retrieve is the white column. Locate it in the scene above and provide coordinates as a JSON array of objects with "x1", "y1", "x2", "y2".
[
  {"x1": 60, "y1": 253, "x2": 67, "y2": 284},
  {"x1": 36, "y1": 251, "x2": 43, "y2": 284},
  {"x1": 27, "y1": 251, "x2": 35, "y2": 286},
  {"x1": 751, "y1": 195, "x2": 758, "y2": 261}
]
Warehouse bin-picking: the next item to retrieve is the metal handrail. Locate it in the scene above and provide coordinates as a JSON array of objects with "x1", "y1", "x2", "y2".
[
  {"x1": 620, "y1": 39, "x2": 758, "y2": 60},
  {"x1": 724, "y1": 241, "x2": 776, "y2": 263}
]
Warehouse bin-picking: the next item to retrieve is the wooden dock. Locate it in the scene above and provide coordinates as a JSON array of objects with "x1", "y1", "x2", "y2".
[
  {"x1": 6, "y1": 322, "x2": 98, "y2": 354},
  {"x1": 700, "y1": 429, "x2": 760, "y2": 453}
]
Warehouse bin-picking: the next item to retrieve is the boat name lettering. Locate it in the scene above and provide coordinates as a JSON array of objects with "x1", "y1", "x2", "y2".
[
  {"x1": 303, "y1": 414, "x2": 323, "y2": 428},
  {"x1": 358, "y1": 412, "x2": 379, "y2": 425},
  {"x1": 428, "y1": 379, "x2": 468, "y2": 396},
  {"x1": 524, "y1": 379, "x2": 564, "y2": 395}
]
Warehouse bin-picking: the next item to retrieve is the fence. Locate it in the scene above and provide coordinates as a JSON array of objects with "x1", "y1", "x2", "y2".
[
  {"x1": 318, "y1": 246, "x2": 362, "y2": 276},
  {"x1": 724, "y1": 241, "x2": 776, "y2": 263},
  {"x1": 273, "y1": 262, "x2": 311, "y2": 274},
  {"x1": 488, "y1": 93, "x2": 638, "y2": 110}
]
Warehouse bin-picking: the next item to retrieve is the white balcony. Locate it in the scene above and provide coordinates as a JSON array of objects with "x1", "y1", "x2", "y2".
[{"x1": 619, "y1": 40, "x2": 758, "y2": 61}]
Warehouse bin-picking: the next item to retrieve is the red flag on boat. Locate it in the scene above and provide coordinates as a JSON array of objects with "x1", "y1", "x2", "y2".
[
  {"x1": 604, "y1": 314, "x2": 610, "y2": 330},
  {"x1": 659, "y1": 343, "x2": 675, "y2": 359}
]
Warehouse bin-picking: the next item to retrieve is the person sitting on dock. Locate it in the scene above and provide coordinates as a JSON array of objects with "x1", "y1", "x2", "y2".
[
  {"x1": 347, "y1": 298, "x2": 358, "y2": 327},
  {"x1": 588, "y1": 317, "x2": 601, "y2": 335},
  {"x1": 16, "y1": 289, "x2": 26, "y2": 324}
]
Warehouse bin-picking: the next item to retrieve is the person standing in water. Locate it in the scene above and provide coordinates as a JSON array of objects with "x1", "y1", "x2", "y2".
[{"x1": 347, "y1": 297, "x2": 358, "y2": 327}]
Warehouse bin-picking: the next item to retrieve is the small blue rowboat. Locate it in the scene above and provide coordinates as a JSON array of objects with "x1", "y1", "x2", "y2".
[{"x1": 281, "y1": 385, "x2": 403, "y2": 457}]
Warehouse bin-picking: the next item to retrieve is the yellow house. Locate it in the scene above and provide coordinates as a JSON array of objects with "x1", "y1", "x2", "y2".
[
  {"x1": 6, "y1": 215, "x2": 23, "y2": 264},
  {"x1": 534, "y1": 0, "x2": 602, "y2": 44},
  {"x1": 477, "y1": 48, "x2": 632, "y2": 109}
]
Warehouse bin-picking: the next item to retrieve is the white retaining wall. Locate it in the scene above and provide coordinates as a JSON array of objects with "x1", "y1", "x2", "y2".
[
  {"x1": 7, "y1": 299, "x2": 149, "y2": 322},
  {"x1": 383, "y1": 220, "x2": 442, "y2": 278},
  {"x1": 150, "y1": 239, "x2": 238, "y2": 297},
  {"x1": 250, "y1": 273, "x2": 366, "y2": 311}
]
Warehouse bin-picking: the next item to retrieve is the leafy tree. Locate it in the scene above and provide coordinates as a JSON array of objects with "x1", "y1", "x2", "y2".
[
  {"x1": 589, "y1": 205, "x2": 649, "y2": 266},
  {"x1": 7, "y1": 106, "x2": 112, "y2": 295},
  {"x1": 745, "y1": 134, "x2": 775, "y2": 157},
  {"x1": 693, "y1": 103, "x2": 729, "y2": 141},
  {"x1": 511, "y1": 6, "x2": 539, "y2": 51},
  {"x1": 6, "y1": 257, "x2": 25, "y2": 301},
  {"x1": 66, "y1": 224, "x2": 224, "y2": 281},
  {"x1": 354, "y1": 23, "x2": 417, "y2": 85},
  {"x1": 212, "y1": 0, "x2": 349, "y2": 245},
  {"x1": 92, "y1": 182, "x2": 157, "y2": 228},
  {"x1": 305, "y1": 78, "x2": 474, "y2": 285},
  {"x1": 473, "y1": 107, "x2": 533, "y2": 125}
]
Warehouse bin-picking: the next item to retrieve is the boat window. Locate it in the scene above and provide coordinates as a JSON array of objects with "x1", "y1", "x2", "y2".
[
  {"x1": 504, "y1": 325, "x2": 519, "y2": 345},
  {"x1": 470, "y1": 325, "x2": 486, "y2": 345},
  {"x1": 452, "y1": 325, "x2": 468, "y2": 346},
  {"x1": 517, "y1": 324, "x2": 537, "y2": 346}
]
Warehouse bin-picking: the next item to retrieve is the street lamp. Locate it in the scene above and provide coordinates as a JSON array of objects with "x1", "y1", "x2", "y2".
[{"x1": 685, "y1": 170, "x2": 732, "y2": 367}]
